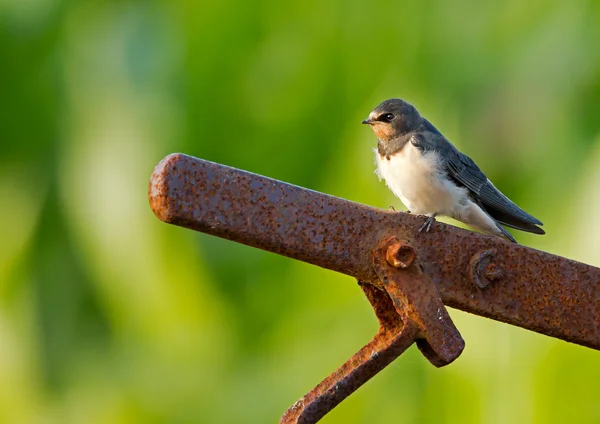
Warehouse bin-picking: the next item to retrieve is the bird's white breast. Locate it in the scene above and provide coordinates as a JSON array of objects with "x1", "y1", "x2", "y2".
[{"x1": 374, "y1": 142, "x2": 468, "y2": 215}]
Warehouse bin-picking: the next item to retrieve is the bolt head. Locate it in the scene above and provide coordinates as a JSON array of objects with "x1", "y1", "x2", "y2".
[
  {"x1": 386, "y1": 243, "x2": 415, "y2": 269},
  {"x1": 468, "y1": 249, "x2": 503, "y2": 289},
  {"x1": 484, "y1": 263, "x2": 503, "y2": 281}
]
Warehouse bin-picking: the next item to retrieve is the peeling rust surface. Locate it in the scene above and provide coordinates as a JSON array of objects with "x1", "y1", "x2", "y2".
[{"x1": 149, "y1": 153, "x2": 600, "y2": 350}]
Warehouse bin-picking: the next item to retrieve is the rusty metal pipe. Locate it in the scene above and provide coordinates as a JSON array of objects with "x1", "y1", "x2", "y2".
[{"x1": 149, "y1": 153, "x2": 600, "y2": 350}]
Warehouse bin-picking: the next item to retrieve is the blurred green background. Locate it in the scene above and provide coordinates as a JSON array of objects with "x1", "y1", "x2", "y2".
[{"x1": 2, "y1": 0, "x2": 600, "y2": 422}]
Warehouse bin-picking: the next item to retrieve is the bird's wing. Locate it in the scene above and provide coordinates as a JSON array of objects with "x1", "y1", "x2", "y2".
[{"x1": 411, "y1": 123, "x2": 544, "y2": 233}]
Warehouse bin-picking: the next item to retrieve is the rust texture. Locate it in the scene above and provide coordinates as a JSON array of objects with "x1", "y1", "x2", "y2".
[
  {"x1": 281, "y1": 238, "x2": 464, "y2": 423},
  {"x1": 149, "y1": 153, "x2": 600, "y2": 351},
  {"x1": 385, "y1": 242, "x2": 415, "y2": 269},
  {"x1": 149, "y1": 153, "x2": 599, "y2": 423},
  {"x1": 469, "y1": 249, "x2": 500, "y2": 289},
  {"x1": 372, "y1": 237, "x2": 465, "y2": 367}
]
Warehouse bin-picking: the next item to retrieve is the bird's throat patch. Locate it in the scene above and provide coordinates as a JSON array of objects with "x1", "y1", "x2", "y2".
[{"x1": 371, "y1": 122, "x2": 395, "y2": 142}]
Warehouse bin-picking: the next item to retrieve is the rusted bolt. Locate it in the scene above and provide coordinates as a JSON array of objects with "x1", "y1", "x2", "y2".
[
  {"x1": 469, "y1": 249, "x2": 503, "y2": 289},
  {"x1": 386, "y1": 243, "x2": 415, "y2": 269},
  {"x1": 484, "y1": 263, "x2": 503, "y2": 281}
]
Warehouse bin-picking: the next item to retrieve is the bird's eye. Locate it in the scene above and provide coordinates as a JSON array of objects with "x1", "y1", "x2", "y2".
[{"x1": 379, "y1": 113, "x2": 394, "y2": 122}]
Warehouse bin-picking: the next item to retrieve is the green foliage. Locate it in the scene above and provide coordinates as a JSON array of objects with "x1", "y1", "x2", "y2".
[{"x1": 1, "y1": 0, "x2": 599, "y2": 422}]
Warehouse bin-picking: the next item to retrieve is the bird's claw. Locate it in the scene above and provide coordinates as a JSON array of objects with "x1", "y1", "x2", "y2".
[
  {"x1": 388, "y1": 205, "x2": 396, "y2": 212},
  {"x1": 417, "y1": 215, "x2": 436, "y2": 234}
]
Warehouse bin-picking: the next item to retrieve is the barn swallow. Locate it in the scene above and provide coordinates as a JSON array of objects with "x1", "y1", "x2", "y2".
[{"x1": 362, "y1": 98, "x2": 544, "y2": 242}]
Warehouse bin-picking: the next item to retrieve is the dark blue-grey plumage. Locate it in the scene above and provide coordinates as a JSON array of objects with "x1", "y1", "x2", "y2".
[{"x1": 411, "y1": 120, "x2": 544, "y2": 236}]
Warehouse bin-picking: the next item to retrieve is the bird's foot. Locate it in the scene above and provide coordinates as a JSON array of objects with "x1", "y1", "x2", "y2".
[
  {"x1": 388, "y1": 205, "x2": 396, "y2": 212},
  {"x1": 417, "y1": 214, "x2": 437, "y2": 234}
]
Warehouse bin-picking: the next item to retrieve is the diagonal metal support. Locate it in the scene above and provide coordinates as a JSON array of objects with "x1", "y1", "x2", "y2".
[
  {"x1": 280, "y1": 283, "x2": 419, "y2": 424},
  {"x1": 148, "y1": 153, "x2": 600, "y2": 423},
  {"x1": 281, "y1": 237, "x2": 465, "y2": 423}
]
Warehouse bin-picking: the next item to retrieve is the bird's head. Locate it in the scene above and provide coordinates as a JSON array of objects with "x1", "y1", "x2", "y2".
[{"x1": 362, "y1": 99, "x2": 422, "y2": 142}]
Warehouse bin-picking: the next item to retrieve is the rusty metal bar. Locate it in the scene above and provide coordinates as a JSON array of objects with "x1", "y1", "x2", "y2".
[
  {"x1": 149, "y1": 153, "x2": 600, "y2": 351},
  {"x1": 149, "y1": 153, "x2": 599, "y2": 423},
  {"x1": 280, "y1": 282, "x2": 419, "y2": 424}
]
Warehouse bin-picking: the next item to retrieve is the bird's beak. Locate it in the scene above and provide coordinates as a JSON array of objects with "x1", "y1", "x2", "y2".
[{"x1": 362, "y1": 118, "x2": 373, "y2": 125}]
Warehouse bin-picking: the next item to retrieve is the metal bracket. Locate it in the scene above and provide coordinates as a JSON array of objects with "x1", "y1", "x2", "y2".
[{"x1": 281, "y1": 237, "x2": 464, "y2": 423}]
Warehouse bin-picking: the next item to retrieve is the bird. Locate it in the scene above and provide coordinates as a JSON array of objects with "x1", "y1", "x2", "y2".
[{"x1": 362, "y1": 98, "x2": 544, "y2": 243}]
